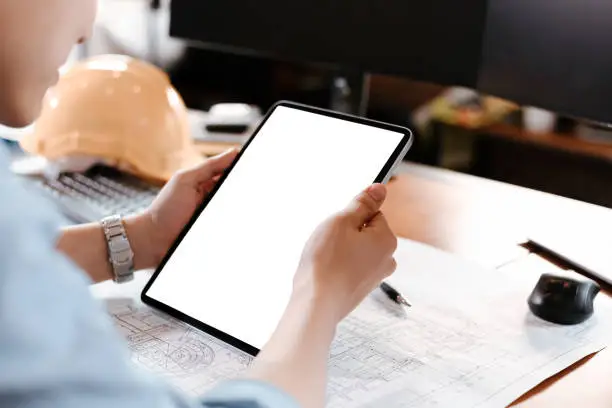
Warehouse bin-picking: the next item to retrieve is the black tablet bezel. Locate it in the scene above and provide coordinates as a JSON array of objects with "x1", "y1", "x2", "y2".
[{"x1": 141, "y1": 100, "x2": 413, "y2": 356}]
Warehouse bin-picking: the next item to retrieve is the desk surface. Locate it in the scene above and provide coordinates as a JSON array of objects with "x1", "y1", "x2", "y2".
[{"x1": 384, "y1": 163, "x2": 612, "y2": 407}]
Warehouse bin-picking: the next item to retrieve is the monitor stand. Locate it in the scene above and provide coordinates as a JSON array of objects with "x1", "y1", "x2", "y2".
[{"x1": 330, "y1": 71, "x2": 371, "y2": 116}]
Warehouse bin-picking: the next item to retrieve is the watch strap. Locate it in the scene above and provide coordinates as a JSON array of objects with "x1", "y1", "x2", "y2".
[{"x1": 101, "y1": 215, "x2": 134, "y2": 283}]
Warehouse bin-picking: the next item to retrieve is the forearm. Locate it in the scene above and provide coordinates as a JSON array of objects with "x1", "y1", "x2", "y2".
[
  {"x1": 247, "y1": 289, "x2": 338, "y2": 408},
  {"x1": 56, "y1": 214, "x2": 157, "y2": 283}
]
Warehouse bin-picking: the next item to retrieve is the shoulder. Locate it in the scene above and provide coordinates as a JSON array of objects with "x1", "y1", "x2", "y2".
[{"x1": 0, "y1": 141, "x2": 67, "y2": 236}]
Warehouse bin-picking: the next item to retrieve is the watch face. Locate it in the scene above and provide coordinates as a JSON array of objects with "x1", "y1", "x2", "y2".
[{"x1": 102, "y1": 214, "x2": 122, "y2": 226}]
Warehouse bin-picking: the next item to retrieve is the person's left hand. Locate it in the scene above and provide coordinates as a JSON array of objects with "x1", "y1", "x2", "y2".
[{"x1": 135, "y1": 148, "x2": 238, "y2": 267}]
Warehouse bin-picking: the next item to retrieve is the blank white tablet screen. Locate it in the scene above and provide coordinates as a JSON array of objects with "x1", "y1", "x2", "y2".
[{"x1": 146, "y1": 105, "x2": 405, "y2": 350}]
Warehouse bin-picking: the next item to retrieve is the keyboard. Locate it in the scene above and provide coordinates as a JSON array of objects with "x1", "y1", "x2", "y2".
[{"x1": 22, "y1": 165, "x2": 161, "y2": 223}]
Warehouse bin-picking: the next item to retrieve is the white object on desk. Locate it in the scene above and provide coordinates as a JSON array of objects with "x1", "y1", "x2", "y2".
[
  {"x1": 188, "y1": 109, "x2": 254, "y2": 145},
  {"x1": 207, "y1": 104, "x2": 262, "y2": 128},
  {"x1": 523, "y1": 106, "x2": 556, "y2": 134},
  {"x1": 92, "y1": 238, "x2": 612, "y2": 407}
]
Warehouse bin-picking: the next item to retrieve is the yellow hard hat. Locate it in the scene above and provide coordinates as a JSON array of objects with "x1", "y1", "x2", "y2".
[{"x1": 20, "y1": 54, "x2": 202, "y2": 182}]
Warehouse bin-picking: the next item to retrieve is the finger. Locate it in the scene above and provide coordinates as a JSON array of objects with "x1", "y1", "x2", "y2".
[
  {"x1": 185, "y1": 148, "x2": 239, "y2": 182},
  {"x1": 363, "y1": 210, "x2": 395, "y2": 248},
  {"x1": 367, "y1": 215, "x2": 398, "y2": 258},
  {"x1": 375, "y1": 259, "x2": 397, "y2": 284},
  {"x1": 387, "y1": 231, "x2": 399, "y2": 254},
  {"x1": 197, "y1": 173, "x2": 223, "y2": 192},
  {"x1": 343, "y1": 184, "x2": 387, "y2": 227},
  {"x1": 385, "y1": 257, "x2": 398, "y2": 277},
  {"x1": 196, "y1": 179, "x2": 217, "y2": 196},
  {"x1": 363, "y1": 210, "x2": 385, "y2": 229}
]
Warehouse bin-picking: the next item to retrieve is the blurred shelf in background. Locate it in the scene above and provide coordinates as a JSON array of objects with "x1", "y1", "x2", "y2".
[{"x1": 429, "y1": 121, "x2": 612, "y2": 209}]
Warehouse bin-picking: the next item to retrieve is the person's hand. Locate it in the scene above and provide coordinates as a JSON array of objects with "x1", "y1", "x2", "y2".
[
  {"x1": 293, "y1": 183, "x2": 398, "y2": 323},
  {"x1": 133, "y1": 148, "x2": 239, "y2": 267}
]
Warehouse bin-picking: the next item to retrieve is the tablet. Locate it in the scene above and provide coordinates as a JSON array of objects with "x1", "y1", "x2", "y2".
[{"x1": 142, "y1": 101, "x2": 412, "y2": 355}]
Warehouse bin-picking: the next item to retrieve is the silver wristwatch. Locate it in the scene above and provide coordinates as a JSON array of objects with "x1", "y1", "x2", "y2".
[{"x1": 101, "y1": 215, "x2": 135, "y2": 283}]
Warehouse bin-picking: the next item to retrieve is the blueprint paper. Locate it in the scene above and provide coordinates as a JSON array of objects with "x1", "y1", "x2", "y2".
[{"x1": 92, "y1": 239, "x2": 612, "y2": 407}]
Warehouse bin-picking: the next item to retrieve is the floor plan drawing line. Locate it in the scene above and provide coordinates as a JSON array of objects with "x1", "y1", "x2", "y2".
[{"x1": 107, "y1": 299, "x2": 253, "y2": 395}]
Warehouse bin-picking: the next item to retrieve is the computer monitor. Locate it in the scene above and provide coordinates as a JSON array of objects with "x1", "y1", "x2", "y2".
[
  {"x1": 170, "y1": 0, "x2": 488, "y2": 90},
  {"x1": 170, "y1": 0, "x2": 612, "y2": 125},
  {"x1": 479, "y1": 0, "x2": 612, "y2": 125}
]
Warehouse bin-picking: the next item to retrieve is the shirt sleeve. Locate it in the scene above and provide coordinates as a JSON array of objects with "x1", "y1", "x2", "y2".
[
  {"x1": 0, "y1": 145, "x2": 298, "y2": 408},
  {"x1": 200, "y1": 380, "x2": 300, "y2": 408}
]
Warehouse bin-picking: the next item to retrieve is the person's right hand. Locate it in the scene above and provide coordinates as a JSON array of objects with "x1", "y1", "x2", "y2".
[{"x1": 294, "y1": 183, "x2": 398, "y2": 323}]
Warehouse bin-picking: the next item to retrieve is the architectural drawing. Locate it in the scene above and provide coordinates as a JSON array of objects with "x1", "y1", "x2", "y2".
[
  {"x1": 324, "y1": 291, "x2": 607, "y2": 408},
  {"x1": 110, "y1": 300, "x2": 251, "y2": 396},
  {"x1": 102, "y1": 238, "x2": 610, "y2": 407},
  {"x1": 108, "y1": 292, "x2": 607, "y2": 408}
]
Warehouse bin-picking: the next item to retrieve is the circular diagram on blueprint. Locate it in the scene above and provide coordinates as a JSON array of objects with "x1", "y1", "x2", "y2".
[{"x1": 132, "y1": 331, "x2": 216, "y2": 376}]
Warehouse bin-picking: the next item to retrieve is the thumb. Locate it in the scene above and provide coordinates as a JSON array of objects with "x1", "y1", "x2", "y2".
[
  {"x1": 343, "y1": 184, "x2": 387, "y2": 227},
  {"x1": 185, "y1": 148, "x2": 238, "y2": 182}
]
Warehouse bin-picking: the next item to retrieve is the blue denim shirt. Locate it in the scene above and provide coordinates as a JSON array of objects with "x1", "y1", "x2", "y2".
[{"x1": 0, "y1": 144, "x2": 298, "y2": 408}]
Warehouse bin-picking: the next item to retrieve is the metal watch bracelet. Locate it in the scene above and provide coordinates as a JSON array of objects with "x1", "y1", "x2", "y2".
[{"x1": 101, "y1": 215, "x2": 135, "y2": 283}]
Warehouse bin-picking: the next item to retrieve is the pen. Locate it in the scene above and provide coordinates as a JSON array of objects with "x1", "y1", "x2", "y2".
[
  {"x1": 528, "y1": 239, "x2": 612, "y2": 292},
  {"x1": 379, "y1": 282, "x2": 411, "y2": 307}
]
